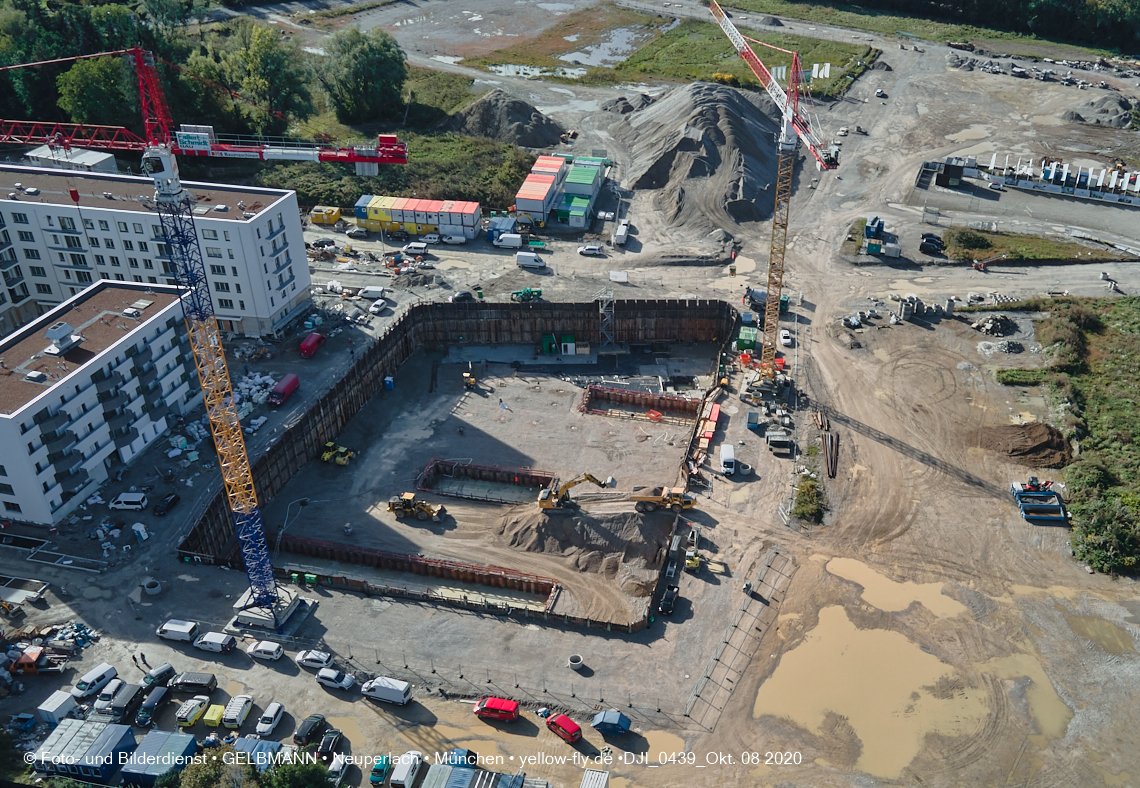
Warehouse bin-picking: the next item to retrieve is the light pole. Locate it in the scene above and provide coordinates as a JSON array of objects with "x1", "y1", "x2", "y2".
[{"x1": 274, "y1": 497, "x2": 311, "y2": 560}]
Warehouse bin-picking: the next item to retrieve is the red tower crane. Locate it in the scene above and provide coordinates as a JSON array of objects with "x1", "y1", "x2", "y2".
[{"x1": 0, "y1": 47, "x2": 408, "y2": 169}]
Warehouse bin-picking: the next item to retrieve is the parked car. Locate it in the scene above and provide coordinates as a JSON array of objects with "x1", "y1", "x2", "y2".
[
  {"x1": 153, "y1": 493, "x2": 180, "y2": 516},
  {"x1": 387, "y1": 230, "x2": 410, "y2": 243},
  {"x1": 577, "y1": 245, "x2": 604, "y2": 257},
  {"x1": 546, "y1": 714, "x2": 582, "y2": 743},
  {"x1": 919, "y1": 242, "x2": 944, "y2": 255},
  {"x1": 346, "y1": 227, "x2": 369, "y2": 239},
  {"x1": 988, "y1": 181, "x2": 1005, "y2": 191},
  {"x1": 135, "y1": 687, "x2": 168, "y2": 727},
  {"x1": 192, "y1": 632, "x2": 237, "y2": 653},
  {"x1": 109, "y1": 492, "x2": 147, "y2": 511},
  {"x1": 658, "y1": 584, "x2": 679, "y2": 615},
  {"x1": 142, "y1": 663, "x2": 177, "y2": 689},
  {"x1": 368, "y1": 299, "x2": 386, "y2": 315},
  {"x1": 421, "y1": 234, "x2": 441, "y2": 244},
  {"x1": 875, "y1": 88, "x2": 885, "y2": 97},
  {"x1": 296, "y1": 650, "x2": 335, "y2": 670},
  {"x1": 780, "y1": 329, "x2": 792, "y2": 347},
  {"x1": 449, "y1": 291, "x2": 475, "y2": 303},
  {"x1": 327, "y1": 753, "x2": 348, "y2": 787},
  {"x1": 293, "y1": 714, "x2": 327, "y2": 745},
  {"x1": 441, "y1": 235, "x2": 467, "y2": 245},
  {"x1": 369, "y1": 756, "x2": 392, "y2": 785},
  {"x1": 317, "y1": 729, "x2": 343, "y2": 759},
  {"x1": 316, "y1": 668, "x2": 355, "y2": 690},
  {"x1": 312, "y1": 238, "x2": 336, "y2": 248},
  {"x1": 246, "y1": 641, "x2": 284, "y2": 661},
  {"x1": 256, "y1": 702, "x2": 284, "y2": 735},
  {"x1": 473, "y1": 697, "x2": 520, "y2": 722},
  {"x1": 921, "y1": 233, "x2": 944, "y2": 245}
]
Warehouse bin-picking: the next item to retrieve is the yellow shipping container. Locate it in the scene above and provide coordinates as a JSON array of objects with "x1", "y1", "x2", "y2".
[
  {"x1": 310, "y1": 206, "x2": 341, "y2": 224},
  {"x1": 369, "y1": 195, "x2": 396, "y2": 223}
]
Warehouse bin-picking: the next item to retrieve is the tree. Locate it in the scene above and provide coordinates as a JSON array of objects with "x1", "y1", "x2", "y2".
[
  {"x1": 221, "y1": 21, "x2": 312, "y2": 135},
  {"x1": 261, "y1": 760, "x2": 330, "y2": 788},
  {"x1": 317, "y1": 26, "x2": 406, "y2": 124},
  {"x1": 56, "y1": 57, "x2": 133, "y2": 126}
]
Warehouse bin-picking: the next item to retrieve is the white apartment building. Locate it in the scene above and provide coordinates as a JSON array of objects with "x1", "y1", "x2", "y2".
[
  {"x1": 0, "y1": 164, "x2": 311, "y2": 338},
  {"x1": 0, "y1": 281, "x2": 205, "y2": 525}
]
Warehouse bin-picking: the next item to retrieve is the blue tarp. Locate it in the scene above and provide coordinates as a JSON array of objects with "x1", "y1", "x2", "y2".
[
  {"x1": 232, "y1": 737, "x2": 283, "y2": 772},
  {"x1": 591, "y1": 710, "x2": 631, "y2": 735}
]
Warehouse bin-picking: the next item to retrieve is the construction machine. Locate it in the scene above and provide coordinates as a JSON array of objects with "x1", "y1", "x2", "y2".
[
  {"x1": 0, "y1": 600, "x2": 26, "y2": 620},
  {"x1": 321, "y1": 442, "x2": 355, "y2": 465},
  {"x1": 631, "y1": 487, "x2": 698, "y2": 514},
  {"x1": 538, "y1": 473, "x2": 610, "y2": 511},
  {"x1": 388, "y1": 493, "x2": 445, "y2": 522},
  {"x1": 972, "y1": 254, "x2": 1008, "y2": 272},
  {"x1": 510, "y1": 288, "x2": 543, "y2": 302},
  {"x1": 463, "y1": 372, "x2": 477, "y2": 390}
]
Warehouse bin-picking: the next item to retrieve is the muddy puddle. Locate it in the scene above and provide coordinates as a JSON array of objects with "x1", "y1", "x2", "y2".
[
  {"x1": 489, "y1": 64, "x2": 587, "y2": 79},
  {"x1": 640, "y1": 729, "x2": 686, "y2": 759},
  {"x1": 826, "y1": 557, "x2": 967, "y2": 618},
  {"x1": 754, "y1": 605, "x2": 986, "y2": 778},
  {"x1": 1063, "y1": 613, "x2": 1136, "y2": 655},
  {"x1": 558, "y1": 27, "x2": 649, "y2": 67}
]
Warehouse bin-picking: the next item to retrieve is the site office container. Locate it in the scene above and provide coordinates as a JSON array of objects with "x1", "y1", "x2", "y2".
[{"x1": 354, "y1": 195, "x2": 373, "y2": 221}]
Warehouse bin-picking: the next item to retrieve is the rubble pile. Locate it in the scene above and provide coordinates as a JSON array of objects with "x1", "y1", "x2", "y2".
[{"x1": 971, "y1": 314, "x2": 1018, "y2": 336}]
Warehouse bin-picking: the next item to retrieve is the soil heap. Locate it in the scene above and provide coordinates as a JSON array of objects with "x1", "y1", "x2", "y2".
[
  {"x1": 608, "y1": 82, "x2": 780, "y2": 236},
  {"x1": 495, "y1": 508, "x2": 671, "y2": 576},
  {"x1": 1066, "y1": 94, "x2": 1134, "y2": 128},
  {"x1": 970, "y1": 423, "x2": 1071, "y2": 468},
  {"x1": 447, "y1": 89, "x2": 565, "y2": 148},
  {"x1": 602, "y1": 94, "x2": 656, "y2": 114}
]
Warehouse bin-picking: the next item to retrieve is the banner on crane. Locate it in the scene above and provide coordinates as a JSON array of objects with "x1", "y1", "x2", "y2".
[{"x1": 175, "y1": 131, "x2": 212, "y2": 152}]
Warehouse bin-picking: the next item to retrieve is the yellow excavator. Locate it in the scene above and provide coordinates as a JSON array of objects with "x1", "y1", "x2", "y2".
[{"x1": 538, "y1": 473, "x2": 610, "y2": 511}]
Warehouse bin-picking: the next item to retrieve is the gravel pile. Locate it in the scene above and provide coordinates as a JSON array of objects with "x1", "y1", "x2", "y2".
[
  {"x1": 971, "y1": 315, "x2": 1018, "y2": 336},
  {"x1": 1068, "y1": 94, "x2": 1134, "y2": 128},
  {"x1": 447, "y1": 89, "x2": 565, "y2": 148}
]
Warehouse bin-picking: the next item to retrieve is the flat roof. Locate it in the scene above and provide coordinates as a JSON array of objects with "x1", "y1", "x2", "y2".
[
  {"x1": 0, "y1": 282, "x2": 183, "y2": 416},
  {"x1": 0, "y1": 164, "x2": 290, "y2": 221}
]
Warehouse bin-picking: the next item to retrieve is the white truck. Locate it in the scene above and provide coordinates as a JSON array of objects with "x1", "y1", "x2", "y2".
[
  {"x1": 614, "y1": 219, "x2": 630, "y2": 246},
  {"x1": 493, "y1": 233, "x2": 523, "y2": 248}
]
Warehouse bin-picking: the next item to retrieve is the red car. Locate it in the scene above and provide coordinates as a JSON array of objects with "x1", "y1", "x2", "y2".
[
  {"x1": 546, "y1": 714, "x2": 582, "y2": 743},
  {"x1": 473, "y1": 697, "x2": 520, "y2": 722}
]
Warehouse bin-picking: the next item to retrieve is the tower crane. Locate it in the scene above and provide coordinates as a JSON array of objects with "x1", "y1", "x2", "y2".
[
  {"x1": 0, "y1": 48, "x2": 409, "y2": 624},
  {"x1": 708, "y1": 1, "x2": 838, "y2": 379}
]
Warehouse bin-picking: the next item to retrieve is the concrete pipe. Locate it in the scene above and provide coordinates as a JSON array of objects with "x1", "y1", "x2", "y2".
[
  {"x1": 568, "y1": 654, "x2": 584, "y2": 671},
  {"x1": 143, "y1": 579, "x2": 162, "y2": 596}
]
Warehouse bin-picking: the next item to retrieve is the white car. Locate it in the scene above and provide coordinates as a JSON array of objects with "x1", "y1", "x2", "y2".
[
  {"x1": 316, "y1": 668, "x2": 356, "y2": 690},
  {"x1": 296, "y1": 650, "x2": 335, "y2": 670},
  {"x1": 246, "y1": 641, "x2": 284, "y2": 661},
  {"x1": 368, "y1": 299, "x2": 386, "y2": 315},
  {"x1": 327, "y1": 753, "x2": 348, "y2": 787},
  {"x1": 875, "y1": 88, "x2": 885, "y2": 97},
  {"x1": 421, "y1": 234, "x2": 441, "y2": 244},
  {"x1": 256, "y1": 702, "x2": 284, "y2": 735},
  {"x1": 441, "y1": 235, "x2": 466, "y2": 245},
  {"x1": 577, "y1": 245, "x2": 604, "y2": 257},
  {"x1": 346, "y1": 227, "x2": 368, "y2": 239},
  {"x1": 780, "y1": 329, "x2": 792, "y2": 347}
]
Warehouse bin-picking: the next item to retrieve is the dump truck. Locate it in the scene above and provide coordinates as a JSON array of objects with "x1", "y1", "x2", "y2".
[
  {"x1": 388, "y1": 493, "x2": 445, "y2": 522},
  {"x1": 630, "y1": 487, "x2": 697, "y2": 513},
  {"x1": 538, "y1": 473, "x2": 610, "y2": 511}
]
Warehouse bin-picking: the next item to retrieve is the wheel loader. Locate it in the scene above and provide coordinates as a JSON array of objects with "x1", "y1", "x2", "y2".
[{"x1": 388, "y1": 493, "x2": 445, "y2": 522}]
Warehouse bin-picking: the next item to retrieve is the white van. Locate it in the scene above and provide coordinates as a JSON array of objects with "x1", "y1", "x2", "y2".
[
  {"x1": 192, "y1": 632, "x2": 237, "y2": 653},
  {"x1": 361, "y1": 676, "x2": 412, "y2": 705},
  {"x1": 614, "y1": 219, "x2": 630, "y2": 246},
  {"x1": 109, "y1": 492, "x2": 148, "y2": 511},
  {"x1": 156, "y1": 620, "x2": 199, "y2": 642},
  {"x1": 516, "y1": 252, "x2": 546, "y2": 270},
  {"x1": 72, "y1": 662, "x2": 118, "y2": 699},
  {"x1": 493, "y1": 233, "x2": 523, "y2": 248},
  {"x1": 390, "y1": 751, "x2": 424, "y2": 788},
  {"x1": 358, "y1": 285, "x2": 387, "y2": 301},
  {"x1": 402, "y1": 242, "x2": 429, "y2": 256},
  {"x1": 720, "y1": 444, "x2": 736, "y2": 476}
]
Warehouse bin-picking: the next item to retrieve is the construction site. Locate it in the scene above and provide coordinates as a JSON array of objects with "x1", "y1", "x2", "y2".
[{"x1": 2, "y1": 0, "x2": 1140, "y2": 787}]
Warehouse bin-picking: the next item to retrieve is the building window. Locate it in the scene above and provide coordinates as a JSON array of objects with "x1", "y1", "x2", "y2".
[
  {"x1": 235, "y1": 283, "x2": 241, "y2": 293},
  {"x1": 123, "y1": 240, "x2": 134, "y2": 251},
  {"x1": 214, "y1": 281, "x2": 230, "y2": 292},
  {"x1": 65, "y1": 236, "x2": 81, "y2": 249},
  {"x1": 291, "y1": 282, "x2": 296, "y2": 292},
  {"x1": 63, "y1": 270, "x2": 71, "y2": 279},
  {"x1": 114, "y1": 273, "x2": 125, "y2": 281},
  {"x1": 239, "y1": 300, "x2": 245, "y2": 310},
  {"x1": 51, "y1": 235, "x2": 59, "y2": 245},
  {"x1": 270, "y1": 296, "x2": 275, "y2": 306},
  {"x1": 128, "y1": 258, "x2": 139, "y2": 268},
  {"x1": 35, "y1": 283, "x2": 51, "y2": 294},
  {"x1": 157, "y1": 243, "x2": 169, "y2": 256},
  {"x1": 12, "y1": 213, "x2": 27, "y2": 224},
  {"x1": 257, "y1": 228, "x2": 262, "y2": 239},
  {"x1": 202, "y1": 229, "x2": 218, "y2": 240},
  {"x1": 263, "y1": 262, "x2": 268, "y2": 274},
  {"x1": 110, "y1": 256, "x2": 120, "y2": 267},
  {"x1": 77, "y1": 271, "x2": 92, "y2": 283},
  {"x1": 288, "y1": 266, "x2": 293, "y2": 278},
  {"x1": 152, "y1": 224, "x2": 162, "y2": 237},
  {"x1": 227, "y1": 249, "x2": 234, "y2": 259},
  {"x1": 30, "y1": 266, "x2": 45, "y2": 277},
  {"x1": 144, "y1": 259, "x2": 153, "y2": 269},
  {"x1": 0, "y1": 482, "x2": 14, "y2": 495},
  {"x1": 165, "y1": 278, "x2": 176, "y2": 286},
  {"x1": 104, "y1": 239, "x2": 114, "y2": 248},
  {"x1": 83, "y1": 219, "x2": 94, "y2": 230},
  {"x1": 88, "y1": 237, "x2": 99, "y2": 247},
  {"x1": 132, "y1": 275, "x2": 142, "y2": 282},
  {"x1": 23, "y1": 249, "x2": 40, "y2": 260},
  {"x1": 206, "y1": 247, "x2": 222, "y2": 258},
  {"x1": 138, "y1": 242, "x2": 148, "y2": 252},
  {"x1": 17, "y1": 230, "x2": 33, "y2": 242},
  {"x1": 46, "y1": 216, "x2": 53, "y2": 225},
  {"x1": 230, "y1": 267, "x2": 238, "y2": 277},
  {"x1": 99, "y1": 220, "x2": 109, "y2": 231},
  {"x1": 59, "y1": 216, "x2": 76, "y2": 230},
  {"x1": 223, "y1": 230, "x2": 231, "y2": 242},
  {"x1": 147, "y1": 276, "x2": 157, "y2": 284},
  {"x1": 95, "y1": 255, "x2": 105, "y2": 266},
  {"x1": 3, "y1": 502, "x2": 20, "y2": 513},
  {"x1": 117, "y1": 221, "x2": 128, "y2": 232},
  {"x1": 70, "y1": 254, "x2": 87, "y2": 266},
  {"x1": 259, "y1": 246, "x2": 264, "y2": 256},
  {"x1": 209, "y1": 265, "x2": 225, "y2": 275},
  {"x1": 0, "y1": 465, "x2": 6, "y2": 476},
  {"x1": 99, "y1": 272, "x2": 109, "y2": 280},
  {"x1": 133, "y1": 223, "x2": 143, "y2": 234},
  {"x1": 218, "y1": 298, "x2": 234, "y2": 309},
  {"x1": 277, "y1": 211, "x2": 283, "y2": 225}
]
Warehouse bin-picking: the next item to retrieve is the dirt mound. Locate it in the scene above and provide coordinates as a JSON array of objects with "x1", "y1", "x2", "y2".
[
  {"x1": 447, "y1": 89, "x2": 565, "y2": 148},
  {"x1": 495, "y1": 508, "x2": 671, "y2": 571},
  {"x1": 871, "y1": 60, "x2": 893, "y2": 71},
  {"x1": 1066, "y1": 95, "x2": 1133, "y2": 127},
  {"x1": 758, "y1": 15, "x2": 782, "y2": 26},
  {"x1": 391, "y1": 272, "x2": 446, "y2": 289},
  {"x1": 1061, "y1": 110, "x2": 1086, "y2": 123},
  {"x1": 602, "y1": 94, "x2": 657, "y2": 115},
  {"x1": 970, "y1": 423, "x2": 1071, "y2": 468},
  {"x1": 609, "y1": 82, "x2": 780, "y2": 236}
]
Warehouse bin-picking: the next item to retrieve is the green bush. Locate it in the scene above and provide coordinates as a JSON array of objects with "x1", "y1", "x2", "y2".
[
  {"x1": 994, "y1": 368, "x2": 1047, "y2": 385},
  {"x1": 792, "y1": 478, "x2": 826, "y2": 523},
  {"x1": 945, "y1": 227, "x2": 992, "y2": 250}
]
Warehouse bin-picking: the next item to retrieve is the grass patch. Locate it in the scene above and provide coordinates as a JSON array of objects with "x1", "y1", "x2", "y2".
[
  {"x1": 613, "y1": 19, "x2": 871, "y2": 98},
  {"x1": 942, "y1": 229, "x2": 1125, "y2": 264},
  {"x1": 840, "y1": 217, "x2": 867, "y2": 255},
  {"x1": 805, "y1": 445, "x2": 820, "y2": 457},
  {"x1": 305, "y1": 0, "x2": 400, "y2": 25},
  {"x1": 720, "y1": 0, "x2": 1117, "y2": 59},
  {"x1": 995, "y1": 368, "x2": 1048, "y2": 385},
  {"x1": 403, "y1": 66, "x2": 485, "y2": 128},
  {"x1": 792, "y1": 477, "x2": 826, "y2": 523}
]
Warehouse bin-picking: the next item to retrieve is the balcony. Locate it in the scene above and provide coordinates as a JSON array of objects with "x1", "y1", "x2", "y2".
[
  {"x1": 56, "y1": 467, "x2": 90, "y2": 494},
  {"x1": 112, "y1": 427, "x2": 139, "y2": 449},
  {"x1": 37, "y1": 410, "x2": 70, "y2": 432},
  {"x1": 128, "y1": 345, "x2": 153, "y2": 364},
  {"x1": 137, "y1": 366, "x2": 158, "y2": 387},
  {"x1": 99, "y1": 391, "x2": 128, "y2": 410},
  {"x1": 45, "y1": 430, "x2": 78, "y2": 455},
  {"x1": 51, "y1": 450, "x2": 82, "y2": 476},
  {"x1": 271, "y1": 254, "x2": 292, "y2": 275},
  {"x1": 3, "y1": 270, "x2": 24, "y2": 288},
  {"x1": 266, "y1": 222, "x2": 287, "y2": 243},
  {"x1": 145, "y1": 389, "x2": 164, "y2": 409},
  {"x1": 0, "y1": 255, "x2": 19, "y2": 271},
  {"x1": 275, "y1": 272, "x2": 296, "y2": 293},
  {"x1": 147, "y1": 403, "x2": 169, "y2": 421},
  {"x1": 107, "y1": 411, "x2": 136, "y2": 432},
  {"x1": 95, "y1": 372, "x2": 124, "y2": 394}
]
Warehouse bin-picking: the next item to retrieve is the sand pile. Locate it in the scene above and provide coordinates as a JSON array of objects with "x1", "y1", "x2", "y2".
[
  {"x1": 602, "y1": 94, "x2": 657, "y2": 114},
  {"x1": 971, "y1": 423, "x2": 1071, "y2": 468},
  {"x1": 495, "y1": 509, "x2": 671, "y2": 575},
  {"x1": 448, "y1": 89, "x2": 565, "y2": 148},
  {"x1": 1067, "y1": 94, "x2": 1134, "y2": 128},
  {"x1": 609, "y1": 82, "x2": 780, "y2": 234}
]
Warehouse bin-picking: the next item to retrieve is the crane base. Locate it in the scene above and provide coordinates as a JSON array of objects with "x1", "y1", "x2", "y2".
[{"x1": 231, "y1": 586, "x2": 303, "y2": 630}]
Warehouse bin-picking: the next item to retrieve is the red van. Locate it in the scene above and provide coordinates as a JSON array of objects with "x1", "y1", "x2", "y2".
[
  {"x1": 299, "y1": 333, "x2": 326, "y2": 358},
  {"x1": 268, "y1": 373, "x2": 299, "y2": 406},
  {"x1": 473, "y1": 697, "x2": 519, "y2": 722}
]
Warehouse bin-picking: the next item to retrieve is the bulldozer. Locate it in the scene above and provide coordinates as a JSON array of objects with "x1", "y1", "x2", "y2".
[
  {"x1": 388, "y1": 493, "x2": 445, "y2": 522},
  {"x1": 538, "y1": 473, "x2": 611, "y2": 511},
  {"x1": 321, "y1": 441, "x2": 355, "y2": 466},
  {"x1": 630, "y1": 487, "x2": 697, "y2": 514},
  {"x1": 0, "y1": 599, "x2": 26, "y2": 620},
  {"x1": 510, "y1": 288, "x2": 543, "y2": 302}
]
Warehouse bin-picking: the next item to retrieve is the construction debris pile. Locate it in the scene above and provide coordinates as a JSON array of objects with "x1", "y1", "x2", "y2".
[
  {"x1": 233, "y1": 372, "x2": 278, "y2": 408},
  {"x1": 976, "y1": 340, "x2": 1025, "y2": 356},
  {"x1": 971, "y1": 314, "x2": 1018, "y2": 336}
]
